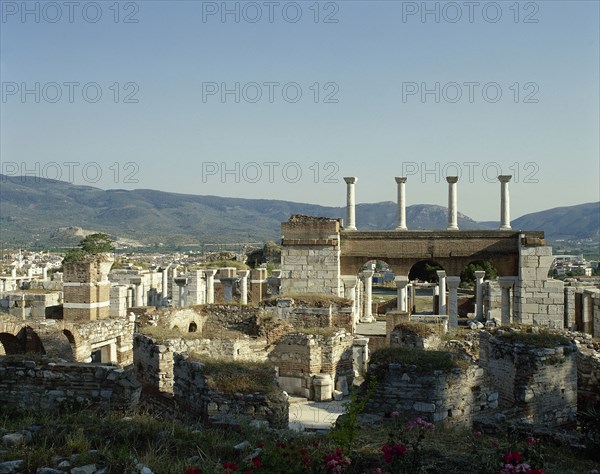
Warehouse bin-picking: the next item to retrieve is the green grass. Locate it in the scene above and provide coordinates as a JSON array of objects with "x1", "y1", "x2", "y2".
[
  {"x1": 1, "y1": 410, "x2": 598, "y2": 473},
  {"x1": 187, "y1": 355, "x2": 278, "y2": 395},
  {"x1": 369, "y1": 347, "x2": 470, "y2": 374},
  {"x1": 494, "y1": 328, "x2": 571, "y2": 348},
  {"x1": 393, "y1": 321, "x2": 438, "y2": 338}
]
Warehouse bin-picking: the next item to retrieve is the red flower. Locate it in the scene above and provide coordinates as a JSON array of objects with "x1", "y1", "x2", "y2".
[
  {"x1": 251, "y1": 457, "x2": 262, "y2": 468},
  {"x1": 503, "y1": 451, "x2": 523, "y2": 465},
  {"x1": 382, "y1": 444, "x2": 407, "y2": 463},
  {"x1": 526, "y1": 469, "x2": 545, "y2": 474},
  {"x1": 185, "y1": 469, "x2": 202, "y2": 474}
]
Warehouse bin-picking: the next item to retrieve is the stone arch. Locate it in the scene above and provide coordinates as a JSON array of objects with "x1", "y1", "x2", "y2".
[
  {"x1": 408, "y1": 260, "x2": 445, "y2": 283},
  {"x1": 0, "y1": 333, "x2": 22, "y2": 355},
  {"x1": 16, "y1": 326, "x2": 46, "y2": 355},
  {"x1": 188, "y1": 322, "x2": 198, "y2": 333}
]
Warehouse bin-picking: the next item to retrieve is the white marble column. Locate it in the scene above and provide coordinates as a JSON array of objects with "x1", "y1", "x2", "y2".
[
  {"x1": 395, "y1": 276, "x2": 409, "y2": 311},
  {"x1": 342, "y1": 276, "x2": 358, "y2": 302},
  {"x1": 395, "y1": 176, "x2": 407, "y2": 230},
  {"x1": 174, "y1": 277, "x2": 188, "y2": 308},
  {"x1": 446, "y1": 276, "x2": 461, "y2": 329},
  {"x1": 42, "y1": 265, "x2": 48, "y2": 280},
  {"x1": 135, "y1": 282, "x2": 144, "y2": 307},
  {"x1": 342, "y1": 276, "x2": 359, "y2": 328},
  {"x1": 446, "y1": 176, "x2": 459, "y2": 231},
  {"x1": 474, "y1": 270, "x2": 485, "y2": 320},
  {"x1": 161, "y1": 265, "x2": 170, "y2": 306},
  {"x1": 204, "y1": 269, "x2": 217, "y2": 304},
  {"x1": 436, "y1": 270, "x2": 447, "y2": 315},
  {"x1": 498, "y1": 276, "x2": 515, "y2": 325},
  {"x1": 344, "y1": 176, "x2": 358, "y2": 231},
  {"x1": 238, "y1": 270, "x2": 250, "y2": 305},
  {"x1": 498, "y1": 175, "x2": 512, "y2": 230},
  {"x1": 360, "y1": 270, "x2": 374, "y2": 322}
]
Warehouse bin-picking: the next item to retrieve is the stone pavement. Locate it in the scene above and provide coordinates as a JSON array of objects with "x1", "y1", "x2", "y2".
[
  {"x1": 355, "y1": 321, "x2": 386, "y2": 336},
  {"x1": 288, "y1": 396, "x2": 346, "y2": 431}
]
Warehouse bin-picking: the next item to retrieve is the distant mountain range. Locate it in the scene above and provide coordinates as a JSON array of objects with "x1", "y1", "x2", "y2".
[{"x1": 0, "y1": 175, "x2": 598, "y2": 247}]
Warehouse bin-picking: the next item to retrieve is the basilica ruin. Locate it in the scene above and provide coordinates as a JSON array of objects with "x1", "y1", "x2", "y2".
[{"x1": 1, "y1": 176, "x2": 600, "y2": 433}]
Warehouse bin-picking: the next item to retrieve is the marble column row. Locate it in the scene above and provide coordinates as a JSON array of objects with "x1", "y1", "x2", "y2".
[{"x1": 342, "y1": 175, "x2": 513, "y2": 231}]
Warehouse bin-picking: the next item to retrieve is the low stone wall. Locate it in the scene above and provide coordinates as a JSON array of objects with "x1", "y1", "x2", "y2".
[
  {"x1": 363, "y1": 359, "x2": 496, "y2": 428},
  {"x1": 173, "y1": 353, "x2": 288, "y2": 428},
  {"x1": 0, "y1": 356, "x2": 141, "y2": 413},
  {"x1": 480, "y1": 330, "x2": 577, "y2": 428}
]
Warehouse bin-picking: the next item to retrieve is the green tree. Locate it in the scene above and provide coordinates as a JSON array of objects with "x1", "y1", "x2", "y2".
[
  {"x1": 63, "y1": 233, "x2": 115, "y2": 263},
  {"x1": 460, "y1": 260, "x2": 498, "y2": 287}
]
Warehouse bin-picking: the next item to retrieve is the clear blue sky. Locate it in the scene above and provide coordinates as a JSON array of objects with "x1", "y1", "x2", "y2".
[{"x1": 1, "y1": 0, "x2": 598, "y2": 221}]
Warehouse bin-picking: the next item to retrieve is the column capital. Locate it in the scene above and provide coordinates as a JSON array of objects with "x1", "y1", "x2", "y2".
[
  {"x1": 360, "y1": 270, "x2": 374, "y2": 279},
  {"x1": 498, "y1": 276, "x2": 516, "y2": 289},
  {"x1": 341, "y1": 275, "x2": 358, "y2": 288},
  {"x1": 446, "y1": 176, "x2": 459, "y2": 184},
  {"x1": 344, "y1": 176, "x2": 358, "y2": 184},
  {"x1": 436, "y1": 270, "x2": 446, "y2": 279},
  {"x1": 474, "y1": 270, "x2": 486, "y2": 279},
  {"x1": 498, "y1": 175, "x2": 512, "y2": 183},
  {"x1": 203, "y1": 268, "x2": 218, "y2": 277},
  {"x1": 395, "y1": 176, "x2": 407, "y2": 184},
  {"x1": 445, "y1": 276, "x2": 461, "y2": 289},
  {"x1": 394, "y1": 276, "x2": 409, "y2": 288},
  {"x1": 237, "y1": 270, "x2": 250, "y2": 278}
]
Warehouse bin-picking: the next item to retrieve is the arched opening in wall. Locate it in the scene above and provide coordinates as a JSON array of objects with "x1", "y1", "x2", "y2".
[
  {"x1": 460, "y1": 260, "x2": 500, "y2": 318},
  {"x1": 358, "y1": 259, "x2": 397, "y2": 318},
  {"x1": 188, "y1": 322, "x2": 198, "y2": 333},
  {"x1": 61, "y1": 330, "x2": 77, "y2": 361},
  {"x1": 0, "y1": 333, "x2": 22, "y2": 355},
  {"x1": 15, "y1": 327, "x2": 46, "y2": 355},
  {"x1": 408, "y1": 260, "x2": 445, "y2": 315}
]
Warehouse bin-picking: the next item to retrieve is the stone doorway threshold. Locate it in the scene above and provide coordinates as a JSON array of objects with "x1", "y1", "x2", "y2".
[{"x1": 288, "y1": 396, "x2": 346, "y2": 432}]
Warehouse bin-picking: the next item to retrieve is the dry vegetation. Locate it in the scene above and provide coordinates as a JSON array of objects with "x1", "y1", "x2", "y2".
[{"x1": 187, "y1": 355, "x2": 278, "y2": 394}]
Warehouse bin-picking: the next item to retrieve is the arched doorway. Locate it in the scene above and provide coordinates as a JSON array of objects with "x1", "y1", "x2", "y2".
[{"x1": 408, "y1": 260, "x2": 445, "y2": 315}]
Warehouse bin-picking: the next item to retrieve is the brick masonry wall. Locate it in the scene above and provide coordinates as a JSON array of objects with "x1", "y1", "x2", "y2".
[{"x1": 0, "y1": 357, "x2": 141, "y2": 413}]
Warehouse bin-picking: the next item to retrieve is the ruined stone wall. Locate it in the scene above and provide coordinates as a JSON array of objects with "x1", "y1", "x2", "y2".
[
  {"x1": 133, "y1": 334, "x2": 270, "y2": 393},
  {"x1": 480, "y1": 331, "x2": 577, "y2": 428},
  {"x1": 0, "y1": 357, "x2": 141, "y2": 413},
  {"x1": 363, "y1": 363, "x2": 496, "y2": 428},
  {"x1": 268, "y1": 331, "x2": 353, "y2": 399},
  {"x1": 173, "y1": 353, "x2": 288, "y2": 428},
  {"x1": 577, "y1": 346, "x2": 600, "y2": 410},
  {"x1": 263, "y1": 305, "x2": 353, "y2": 333},
  {"x1": 200, "y1": 305, "x2": 261, "y2": 336},
  {"x1": 514, "y1": 242, "x2": 564, "y2": 328},
  {"x1": 63, "y1": 259, "x2": 113, "y2": 321},
  {"x1": 483, "y1": 280, "x2": 502, "y2": 321},
  {"x1": 0, "y1": 292, "x2": 62, "y2": 320},
  {"x1": 564, "y1": 286, "x2": 577, "y2": 330},
  {"x1": 389, "y1": 324, "x2": 442, "y2": 350},
  {"x1": 280, "y1": 216, "x2": 342, "y2": 296}
]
